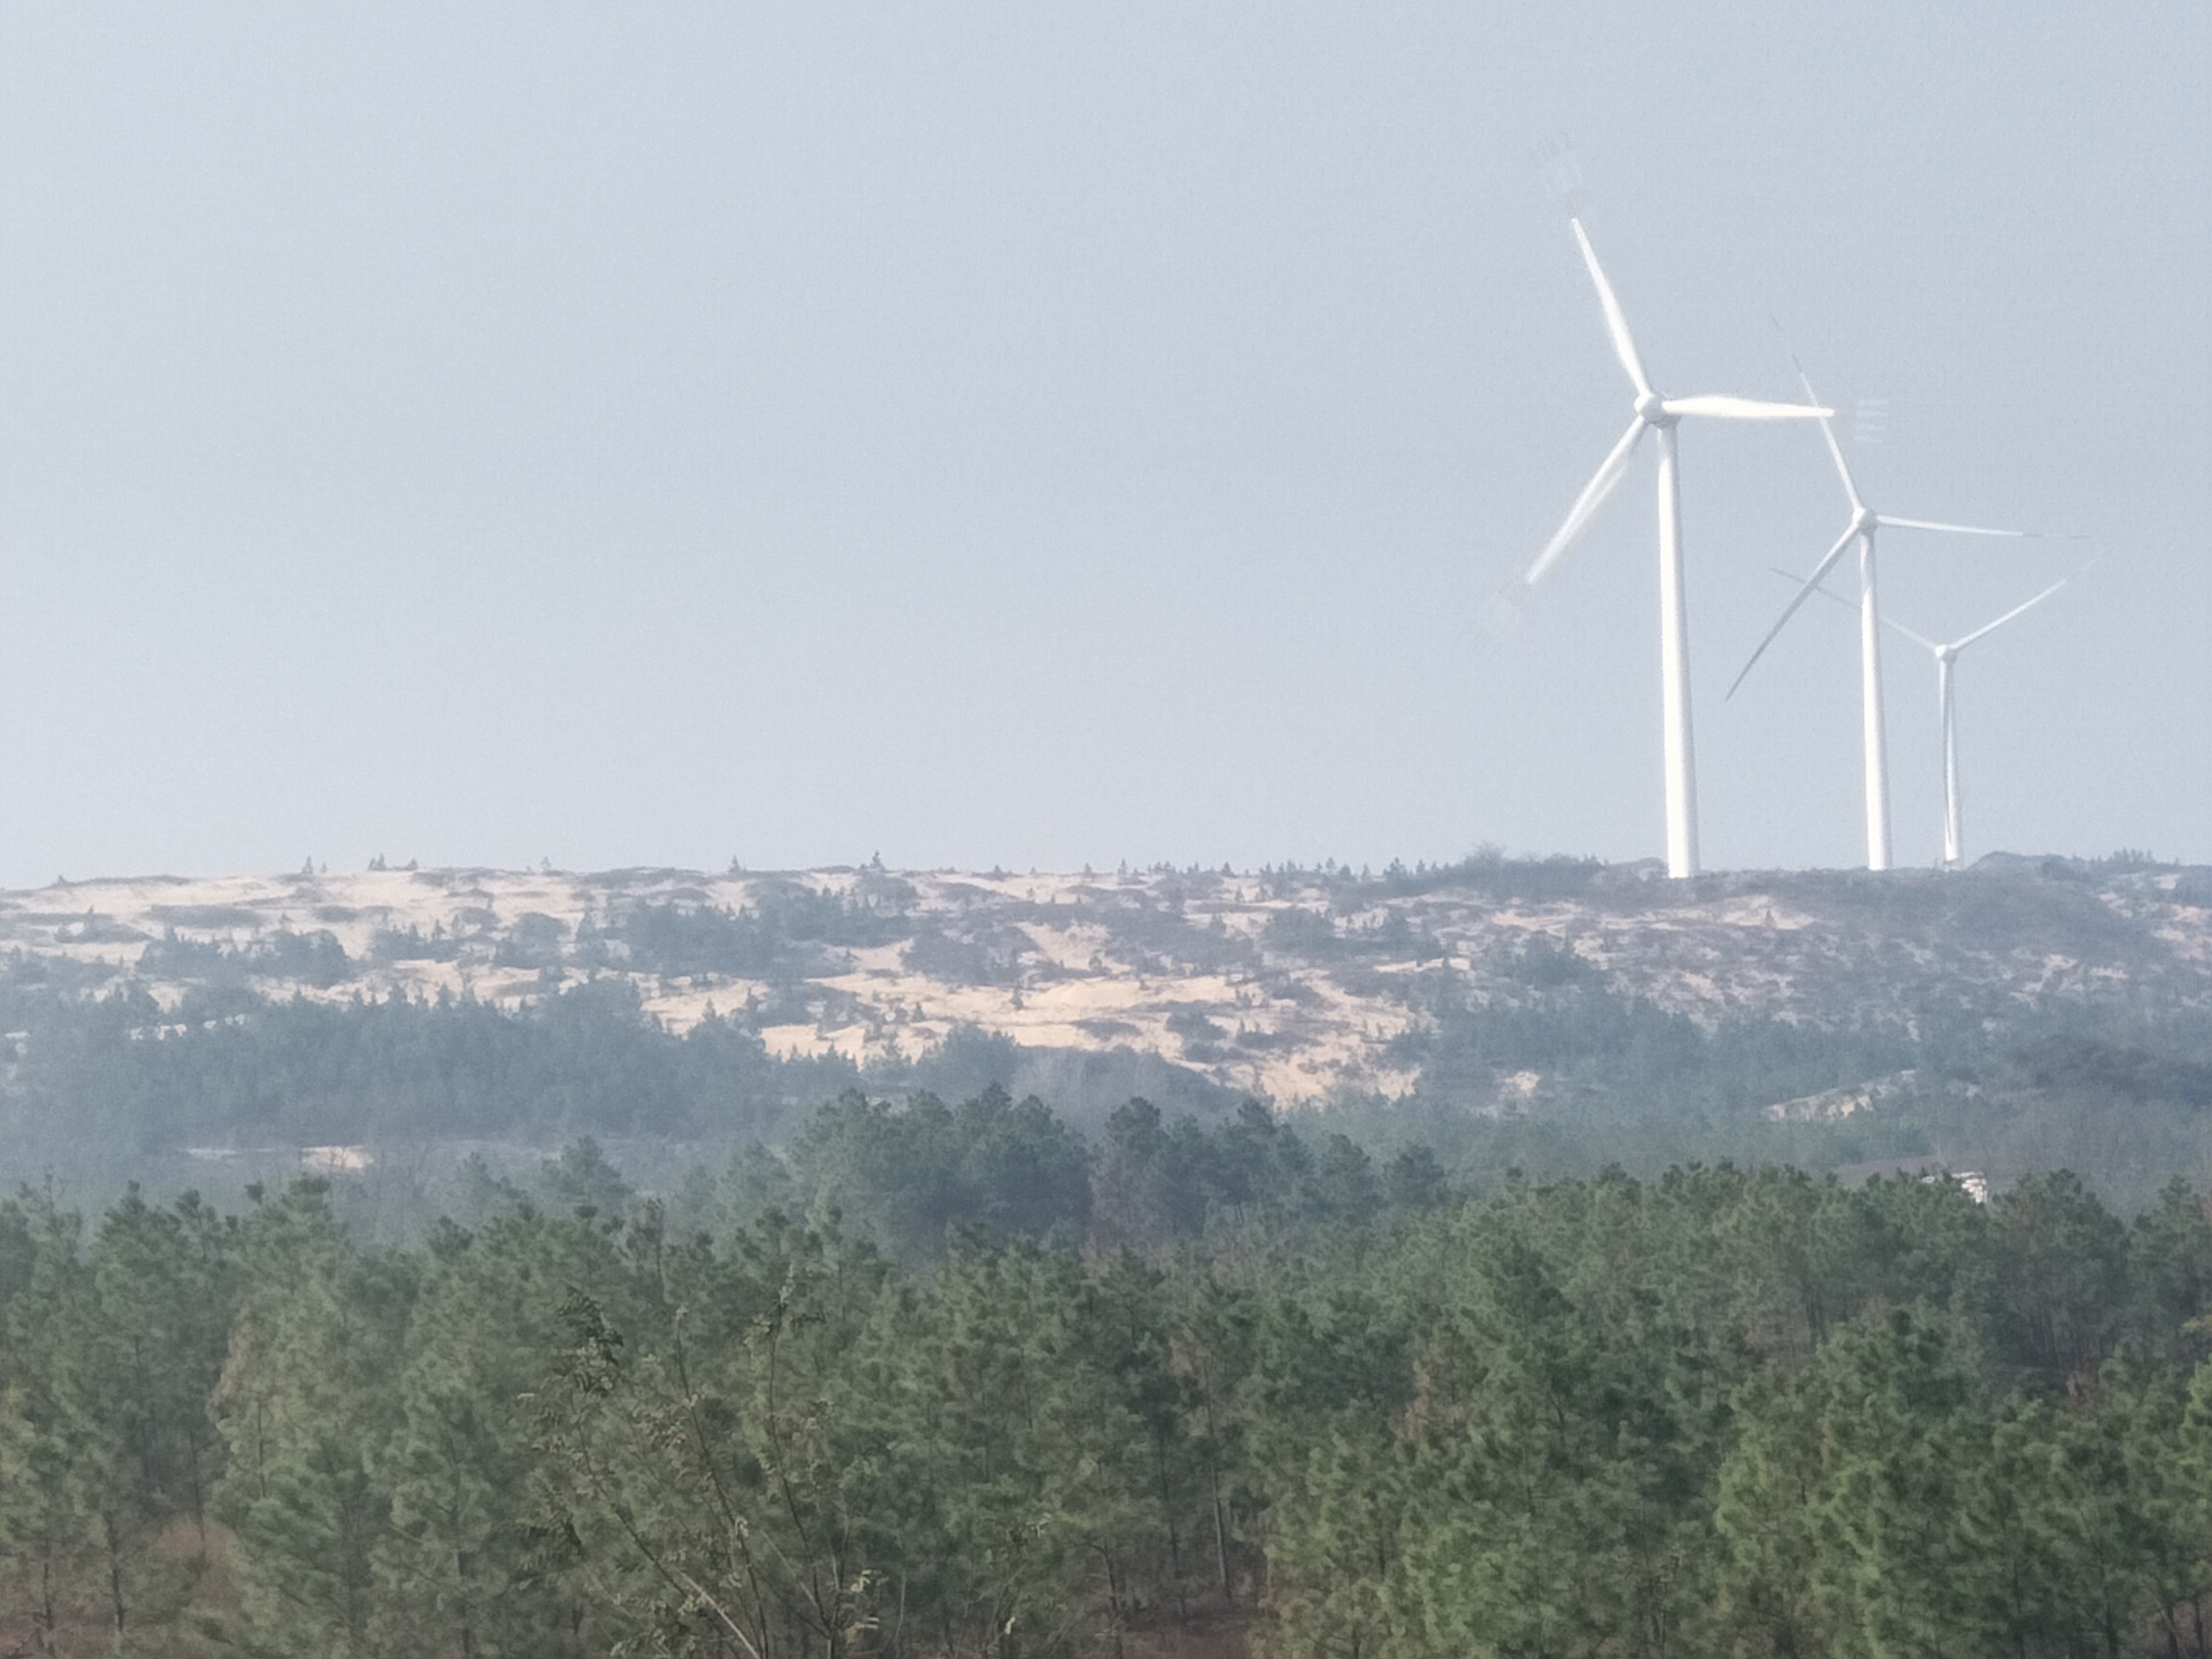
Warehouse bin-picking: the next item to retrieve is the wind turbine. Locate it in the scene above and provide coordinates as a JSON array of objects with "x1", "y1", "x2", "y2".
[
  {"x1": 1727, "y1": 352, "x2": 2059, "y2": 871},
  {"x1": 1774, "y1": 568, "x2": 2075, "y2": 869},
  {"x1": 1523, "y1": 218, "x2": 1830, "y2": 878}
]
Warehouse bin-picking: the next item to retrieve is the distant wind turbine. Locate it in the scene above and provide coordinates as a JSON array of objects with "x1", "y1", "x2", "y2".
[
  {"x1": 1523, "y1": 218, "x2": 1830, "y2": 879},
  {"x1": 1773, "y1": 568, "x2": 2077, "y2": 869},
  {"x1": 1727, "y1": 350, "x2": 2064, "y2": 872}
]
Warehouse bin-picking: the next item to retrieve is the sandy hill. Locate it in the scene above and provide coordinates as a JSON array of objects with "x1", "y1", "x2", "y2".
[{"x1": 5, "y1": 854, "x2": 2206, "y2": 1108}]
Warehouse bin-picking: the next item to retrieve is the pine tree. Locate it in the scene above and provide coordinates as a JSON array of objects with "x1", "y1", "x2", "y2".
[
  {"x1": 214, "y1": 1181, "x2": 418, "y2": 1657},
  {"x1": 530, "y1": 1209, "x2": 898, "y2": 1659},
  {"x1": 0, "y1": 1190, "x2": 98, "y2": 1649},
  {"x1": 1798, "y1": 1308, "x2": 1999, "y2": 1657},
  {"x1": 377, "y1": 1208, "x2": 626, "y2": 1658}
]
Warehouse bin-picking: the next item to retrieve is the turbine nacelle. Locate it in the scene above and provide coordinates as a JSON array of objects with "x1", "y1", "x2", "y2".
[
  {"x1": 1526, "y1": 214, "x2": 1834, "y2": 879},
  {"x1": 1759, "y1": 563, "x2": 2080, "y2": 871},
  {"x1": 1727, "y1": 346, "x2": 2060, "y2": 724}
]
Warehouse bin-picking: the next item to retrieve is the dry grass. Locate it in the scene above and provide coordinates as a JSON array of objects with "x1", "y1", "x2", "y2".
[{"x1": 3, "y1": 861, "x2": 2204, "y2": 1112}]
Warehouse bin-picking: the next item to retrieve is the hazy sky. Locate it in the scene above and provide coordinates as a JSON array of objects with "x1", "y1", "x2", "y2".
[{"x1": 0, "y1": 2, "x2": 2203, "y2": 884}]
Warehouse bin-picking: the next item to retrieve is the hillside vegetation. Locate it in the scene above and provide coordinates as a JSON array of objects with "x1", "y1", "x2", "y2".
[
  {"x1": 1, "y1": 853, "x2": 2206, "y2": 1208},
  {"x1": 8, "y1": 1096, "x2": 2212, "y2": 1656}
]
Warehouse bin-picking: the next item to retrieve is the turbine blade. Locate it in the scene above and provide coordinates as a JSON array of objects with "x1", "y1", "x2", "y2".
[
  {"x1": 1794, "y1": 361, "x2": 1864, "y2": 512},
  {"x1": 1947, "y1": 575, "x2": 2072, "y2": 653},
  {"x1": 1876, "y1": 515, "x2": 2037, "y2": 537},
  {"x1": 1524, "y1": 418, "x2": 1647, "y2": 584},
  {"x1": 1815, "y1": 410, "x2": 1862, "y2": 508},
  {"x1": 1569, "y1": 218, "x2": 1652, "y2": 397},
  {"x1": 1663, "y1": 394, "x2": 1834, "y2": 419},
  {"x1": 1884, "y1": 617, "x2": 1943, "y2": 653},
  {"x1": 1769, "y1": 323, "x2": 1865, "y2": 512},
  {"x1": 1768, "y1": 565, "x2": 1856, "y2": 616},
  {"x1": 1725, "y1": 523, "x2": 1861, "y2": 700},
  {"x1": 1766, "y1": 566, "x2": 1940, "y2": 652}
]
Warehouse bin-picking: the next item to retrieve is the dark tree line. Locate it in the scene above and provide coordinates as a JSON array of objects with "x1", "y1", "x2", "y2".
[
  {"x1": 9, "y1": 1088, "x2": 2212, "y2": 1654},
  {"x1": 0, "y1": 979, "x2": 862, "y2": 1149},
  {"x1": 6, "y1": 911, "x2": 2211, "y2": 1209}
]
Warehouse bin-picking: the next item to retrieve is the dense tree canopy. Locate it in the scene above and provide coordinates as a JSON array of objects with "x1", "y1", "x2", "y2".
[{"x1": 6, "y1": 1087, "x2": 2212, "y2": 1654}]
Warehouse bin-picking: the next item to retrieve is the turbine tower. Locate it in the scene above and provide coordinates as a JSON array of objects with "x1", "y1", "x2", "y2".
[
  {"x1": 1780, "y1": 569, "x2": 2075, "y2": 868},
  {"x1": 1523, "y1": 218, "x2": 1830, "y2": 879},
  {"x1": 1727, "y1": 355, "x2": 2057, "y2": 872}
]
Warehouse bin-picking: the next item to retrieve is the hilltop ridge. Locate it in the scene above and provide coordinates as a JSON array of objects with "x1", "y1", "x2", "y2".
[{"x1": 7, "y1": 853, "x2": 2206, "y2": 1111}]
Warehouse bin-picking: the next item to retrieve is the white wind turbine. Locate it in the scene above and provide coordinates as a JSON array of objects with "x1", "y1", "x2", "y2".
[
  {"x1": 1523, "y1": 218, "x2": 1830, "y2": 879},
  {"x1": 1776, "y1": 568, "x2": 2076, "y2": 869},
  {"x1": 1727, "y1": 353, "x2": 2060, "y2": 871}
]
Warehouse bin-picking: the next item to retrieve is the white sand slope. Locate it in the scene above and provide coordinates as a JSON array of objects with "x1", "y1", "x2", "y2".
[{"x1": 2, "y1": 860, "x2": 2204, "y2": 1106}]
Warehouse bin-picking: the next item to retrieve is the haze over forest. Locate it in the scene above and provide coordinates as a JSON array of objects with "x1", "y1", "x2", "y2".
[
  {"x1": 3, "y1": 850, "x2": 2206, "y2": 1215},
  {"x1": 5, "y1": 849, "x2": 2212, "y2": 1655},
  {"x1": 0, "y1": 2, "x2": 2206, "y2": 1654}
]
